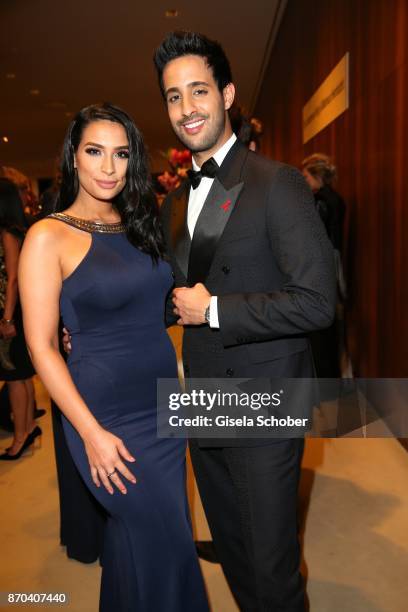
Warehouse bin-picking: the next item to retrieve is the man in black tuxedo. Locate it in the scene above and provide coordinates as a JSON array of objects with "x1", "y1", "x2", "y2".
[{"x1": 154, "y1": 31, "x2": 336, "y2": 611}]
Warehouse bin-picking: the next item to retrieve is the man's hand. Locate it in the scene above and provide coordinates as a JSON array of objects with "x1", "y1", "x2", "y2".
[
  {"x1": 172, "y1": 283, "x2": 211, "y2": 326},
  {"x1": 62, "y1": 327, "x2": 72, "y2": 354}
]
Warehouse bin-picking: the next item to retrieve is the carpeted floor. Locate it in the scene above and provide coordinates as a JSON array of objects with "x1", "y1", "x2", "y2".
[{"x1": 1, "y1": 334, "x2": 407, "y2": 611}]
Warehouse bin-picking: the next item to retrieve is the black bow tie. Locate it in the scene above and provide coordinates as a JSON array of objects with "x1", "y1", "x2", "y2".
[{"x1": 187, "y1": 157, "x2": 219, "y2": 189}]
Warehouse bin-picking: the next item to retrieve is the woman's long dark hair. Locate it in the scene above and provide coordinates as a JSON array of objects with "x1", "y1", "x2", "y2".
[
  {"x1": 0, "y1": 178, "x2": 29, "y2": 237},
  {"x1": 56, "y1": 103, "x2": 165, "y2": 261}
]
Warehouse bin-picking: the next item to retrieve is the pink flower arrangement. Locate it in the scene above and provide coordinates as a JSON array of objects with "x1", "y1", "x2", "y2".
[
  {"x1": 157, "y1": 171, "x2": 180, "y2": 193},
  {"x1": 157, "y1": 148, "x2": 192, "y2": 196},
  {"x1": 167, "y1": 148, "x2": 192, "y2": 169}
]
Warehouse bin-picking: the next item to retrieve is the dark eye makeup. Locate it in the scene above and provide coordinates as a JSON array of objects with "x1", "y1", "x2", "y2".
[
  {"x1": 84, "y1": 148, "x2": 129, "y2": 159},
  {"x1": 116, "y1": 150, "x2": 129, "y2": 159}
]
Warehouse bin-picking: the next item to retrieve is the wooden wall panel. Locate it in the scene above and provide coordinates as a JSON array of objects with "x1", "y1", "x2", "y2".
[{"x1": 254, "y1": 0, "x2": 408, "y2": 376}]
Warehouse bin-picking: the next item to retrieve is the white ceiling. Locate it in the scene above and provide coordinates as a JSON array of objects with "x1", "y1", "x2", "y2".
[{"x1": 0, "y1": 0, "x2": 284, "y2": 177}]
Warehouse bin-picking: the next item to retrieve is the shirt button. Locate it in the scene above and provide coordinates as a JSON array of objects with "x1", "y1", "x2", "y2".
[
  {"x1": 226, "y1": 368, "x2": 234, "y2": 377},
  {"x1": 222, "y1": 265, "x2": 230, "y2": 274}
]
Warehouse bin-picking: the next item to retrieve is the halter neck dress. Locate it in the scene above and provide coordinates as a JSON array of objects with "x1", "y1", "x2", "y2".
[{"x1": 49, "y1": 213, "x2": 208, "y2": 612}]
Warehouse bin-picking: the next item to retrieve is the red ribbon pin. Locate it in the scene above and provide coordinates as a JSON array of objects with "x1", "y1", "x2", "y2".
[{"x1": 220, "y1": 199, "x2": 232, "y2": 212}]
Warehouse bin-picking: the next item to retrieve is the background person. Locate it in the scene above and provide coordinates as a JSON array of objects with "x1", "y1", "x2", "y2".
[
  {"x1": 302, "y1": 153, "x2": 346, "y2": 378},
  {"x1": 0, "y1": 178, "x2": 38, "y2": 460}
]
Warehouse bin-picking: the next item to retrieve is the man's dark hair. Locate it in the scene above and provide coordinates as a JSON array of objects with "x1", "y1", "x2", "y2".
[{"x1": 153, "y1": 31, "x2": 233, "y2": 97}]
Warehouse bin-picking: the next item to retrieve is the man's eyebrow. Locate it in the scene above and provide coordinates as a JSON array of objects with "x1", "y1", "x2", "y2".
[
  {"x1": 83, "y1": 142, "x2": 129, "y2": 149},
  {"x1": 164, "y1": 87, "x2": 180, "y2": 97},
  {"x1": 164, "y1": 81, "x2": 210, "y2": 96}
]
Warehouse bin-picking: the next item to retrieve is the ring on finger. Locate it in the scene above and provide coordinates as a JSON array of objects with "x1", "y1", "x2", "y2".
[{"x1": 107, "y1": 469, "x2": 116, "y2": 478}]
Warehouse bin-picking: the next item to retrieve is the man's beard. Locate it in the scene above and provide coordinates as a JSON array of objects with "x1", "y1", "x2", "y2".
[{"x1": 176, "y1": 111, "x2": 225, "y2": 153}]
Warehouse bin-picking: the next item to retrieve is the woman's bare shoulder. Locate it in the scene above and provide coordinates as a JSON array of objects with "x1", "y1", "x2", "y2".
[{"x1": 25, "y1": 218, "x2": 71, "y2": 246}]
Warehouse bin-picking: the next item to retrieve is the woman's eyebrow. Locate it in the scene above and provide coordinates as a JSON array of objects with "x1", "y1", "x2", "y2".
[{"x1": 83, "y1": 141, "x2": 129, "y2": 149}]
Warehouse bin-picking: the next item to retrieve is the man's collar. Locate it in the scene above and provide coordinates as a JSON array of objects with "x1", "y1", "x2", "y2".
[{"x1": 192, "y1": 133, "x2": 237, "y2": 170}]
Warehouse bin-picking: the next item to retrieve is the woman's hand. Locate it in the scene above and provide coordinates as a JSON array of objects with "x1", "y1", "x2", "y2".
[
  {"x1": 84, "y1": 426, "x2": 137, "y2": 495},
  {"x1": 0, "y1": 320, "x2": 17, "y2": 339}
]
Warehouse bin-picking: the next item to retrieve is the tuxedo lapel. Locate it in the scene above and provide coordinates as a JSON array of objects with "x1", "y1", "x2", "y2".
[
  {"x1": 169, "y1": 182, "x2": 191, "y2": 280},
  {"x1": 188, "y1": 179, "x2": 243, "y2": 285},
  {"x1": 188, "y1": 141, "x2": 248, "y2": 286}
]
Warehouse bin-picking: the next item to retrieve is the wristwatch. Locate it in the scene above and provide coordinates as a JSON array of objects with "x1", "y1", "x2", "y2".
[{"x1": 204, "y1": 305, "x2": 210, "y2": 325}]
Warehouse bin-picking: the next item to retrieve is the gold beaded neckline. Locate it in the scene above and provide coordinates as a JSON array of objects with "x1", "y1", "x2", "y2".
[{"x1": 48, "y1": 212, "x2": 126, "y2": 234}]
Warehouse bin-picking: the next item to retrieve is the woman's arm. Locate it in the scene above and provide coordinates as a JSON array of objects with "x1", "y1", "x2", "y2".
[
  {"x1": 18, "y1": 221, "x2": 137, "y2": 494},
  {"x1": 0, "y1": 230, "x2": 20, "y2": 338}
]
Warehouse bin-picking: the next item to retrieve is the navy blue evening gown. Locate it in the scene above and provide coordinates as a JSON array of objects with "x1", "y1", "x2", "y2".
[{"x1": 50, "y1": 213, "x2": 208, "y2": 612}]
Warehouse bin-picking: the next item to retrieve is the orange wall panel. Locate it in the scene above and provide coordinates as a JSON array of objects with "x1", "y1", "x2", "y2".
[{"x1": 254, "y1": 0, "x2": 408, "y2": 375}]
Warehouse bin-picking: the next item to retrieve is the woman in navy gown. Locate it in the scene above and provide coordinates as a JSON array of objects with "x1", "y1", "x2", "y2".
[{"x1": 19, "y1": 103, "x2": 208, "y2": 612}]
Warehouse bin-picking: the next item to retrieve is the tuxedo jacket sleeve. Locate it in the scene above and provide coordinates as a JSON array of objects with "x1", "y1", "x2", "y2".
[{"x1": 217, "y1": 162, "x2": 336, "y2": 348}]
